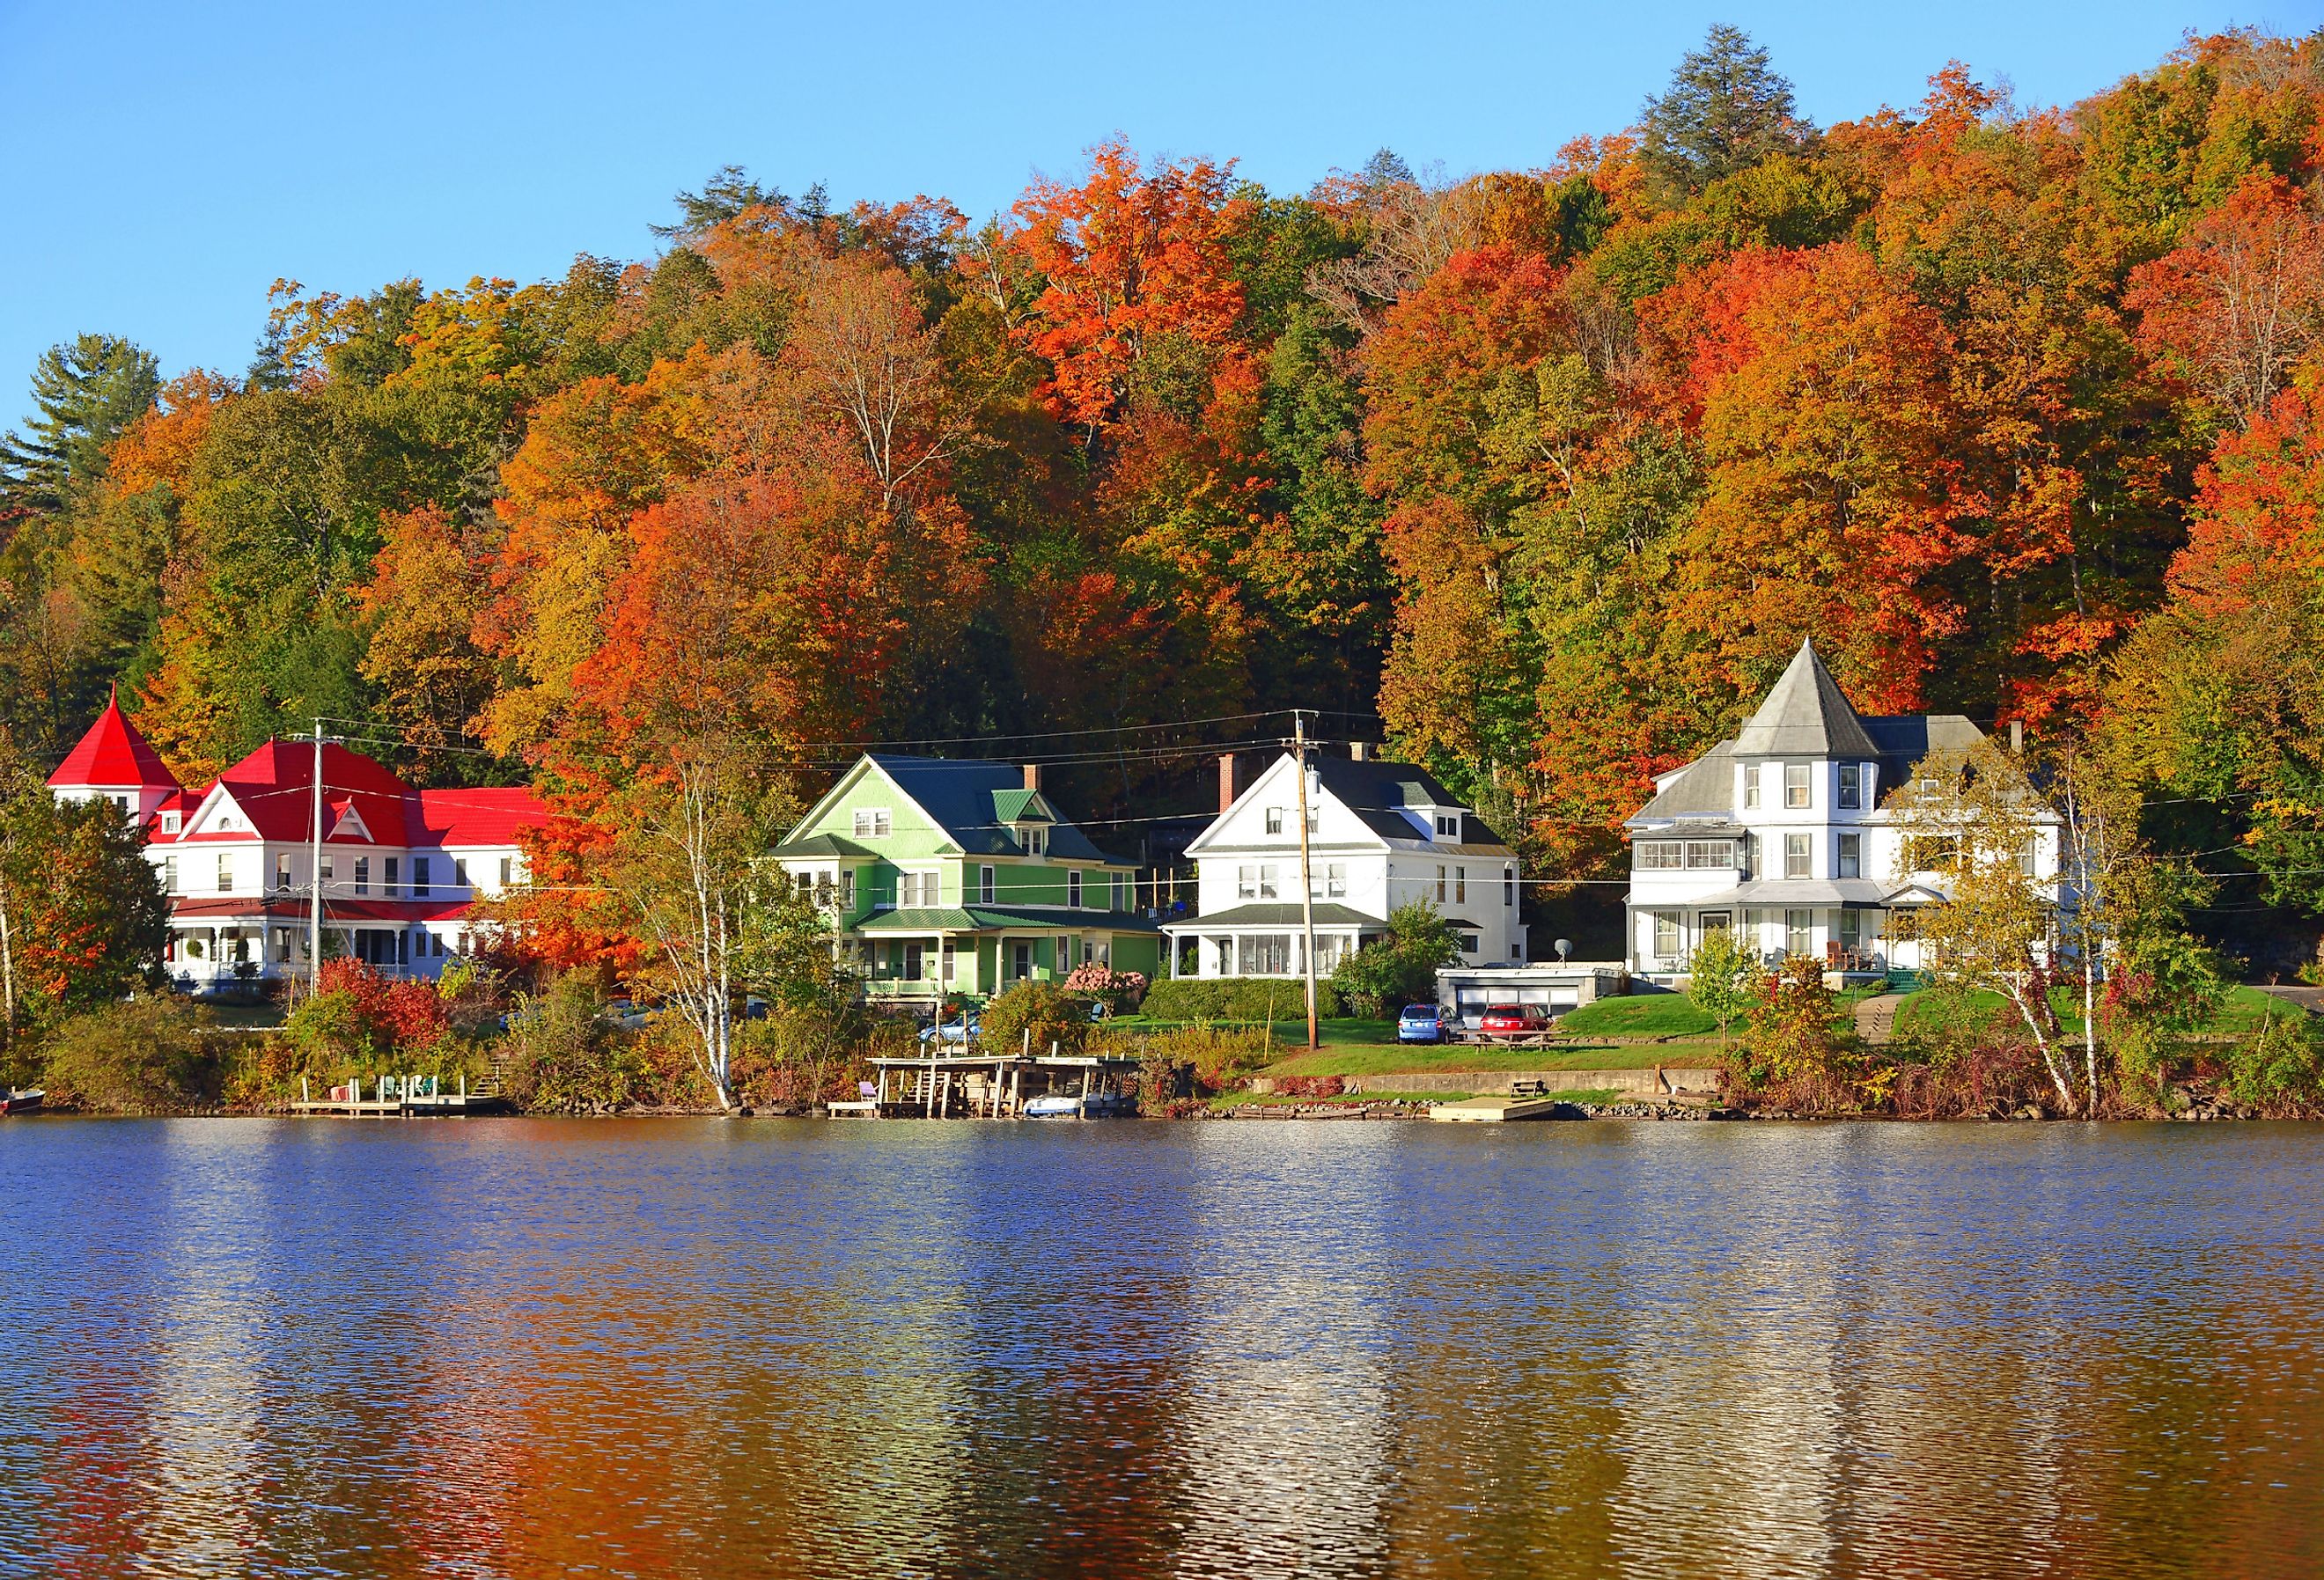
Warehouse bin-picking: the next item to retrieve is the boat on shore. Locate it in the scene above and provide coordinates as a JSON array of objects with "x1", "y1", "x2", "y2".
[{"x1": 1, "y1": 1088, "x2": 45, "y2": 1115}]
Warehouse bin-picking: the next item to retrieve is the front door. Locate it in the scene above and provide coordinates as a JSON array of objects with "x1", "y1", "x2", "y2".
[{"x1": 1011, "y1": 941, "x2": 1033, "y2": 981}]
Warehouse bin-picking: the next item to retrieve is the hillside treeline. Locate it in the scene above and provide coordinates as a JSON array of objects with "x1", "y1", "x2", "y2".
[{"x1": 5, "y1": 27, "x2": 2324, "y2": 953}]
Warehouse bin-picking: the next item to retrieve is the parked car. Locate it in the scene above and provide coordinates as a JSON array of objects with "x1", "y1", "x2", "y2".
[
  {"x1": 919, "y1": 1016, "x2": 981, "y2": 1047},
  {"x1": 1477, "y1": 1003, "x2": 1551, "y2": 1038},
  {"x1": 1397, "y1": 1003, "x2": 1449, "y2": 1044}
]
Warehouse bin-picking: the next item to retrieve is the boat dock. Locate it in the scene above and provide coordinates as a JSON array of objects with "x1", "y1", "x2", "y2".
[
  {"x1": 1429, "y1": 1094, "x2": 1587, "y2": 1122},
  {"x1": 849, "y1": 1049, "x2": 1143, "y2": 1119},
  {"x1": 288, "y1": 1074, "x2": 508, "y2": 1117}
]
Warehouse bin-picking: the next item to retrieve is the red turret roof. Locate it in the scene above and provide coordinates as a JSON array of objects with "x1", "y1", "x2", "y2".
[{"x1": 48, "y1": 688, "x2": 181, "y2": 791}]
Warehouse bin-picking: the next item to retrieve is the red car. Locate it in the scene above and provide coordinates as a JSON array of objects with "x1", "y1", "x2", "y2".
[{"x1": 1477, "y1": 1003, "x2": 1551, "y2": 1037}]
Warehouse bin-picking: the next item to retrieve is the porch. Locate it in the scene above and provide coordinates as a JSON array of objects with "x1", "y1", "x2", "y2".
[
  {"x1": 1630, "y1": 896, "x2": 1934, "y2": 985},
  {"x1": 853, "y1": 906, "x2": 1160, "y2": 1006},
  {"x1": 1161, "y1": 903, "x2": 1380, "y2": 980}
]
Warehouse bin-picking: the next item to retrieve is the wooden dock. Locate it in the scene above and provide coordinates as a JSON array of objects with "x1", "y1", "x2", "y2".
[
  {"x1": 1429, "y1": 1095, "x2": 1585, "y2": 1122},
  {"x1": 287, "y1": 1074, "x2": 508, "y2": 1117}
]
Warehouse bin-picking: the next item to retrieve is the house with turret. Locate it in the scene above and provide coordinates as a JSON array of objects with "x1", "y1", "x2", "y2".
[
  {"x1": 1622, "y1": 639, "x2": 2063, "y2": 983},
  {"x1": 47, "y1": 694, "x2": 546, "y2": 988}
]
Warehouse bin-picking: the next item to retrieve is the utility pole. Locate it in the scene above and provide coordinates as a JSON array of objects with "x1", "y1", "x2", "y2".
[
  {"x1": 1293, "y1": 711, "x2": 1319, "y2": 1052},
  {"x1": 308, "y1": 719, "x2": 326, "y2": 989}
]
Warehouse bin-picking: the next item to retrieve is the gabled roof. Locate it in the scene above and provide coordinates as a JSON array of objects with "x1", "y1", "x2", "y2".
[
  {"x1": 1732, "y1": 640, "x2": 1880, "y2": 760},
  {"x1": 191, "y1": 740, "x2": 418, "y2": 845},
  {"x1": 771, "y1": 832, "x2": 879, "y2": 860},
  {"x1": 48, "y1": 689, "x2": 180, "y2": 791},
  {"x1": 1629, "y1": 743, "x2": 1738, "y2": 826},
  {"x1": 804, "y1": 755, "x2": 1124, "y2": 863}
]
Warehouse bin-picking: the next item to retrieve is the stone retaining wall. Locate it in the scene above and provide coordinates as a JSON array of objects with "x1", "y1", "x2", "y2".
[{"x1": 1345, "y1": 1067, "x2": 1723, "y2": 1097}]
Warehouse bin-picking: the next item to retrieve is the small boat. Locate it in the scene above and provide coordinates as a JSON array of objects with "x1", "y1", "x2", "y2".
[
  {"x1": 1, "y1": 1088, "x2": 45, "y2": 1115},
  {"x1": 1022, "y1": 1090, "x2": 1134, "y2": 1120}
]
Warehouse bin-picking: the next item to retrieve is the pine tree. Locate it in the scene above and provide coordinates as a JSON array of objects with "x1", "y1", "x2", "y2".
[
  {"x1": 1640, "y1": 24, "x2": 1812, "y2": 195},
  {"x1": 0, "y1": 334, "x2": 161, "y2": 511}
]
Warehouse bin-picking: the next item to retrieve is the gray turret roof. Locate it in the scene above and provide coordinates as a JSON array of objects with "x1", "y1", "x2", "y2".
[{"x1": 1731, "y1": 640, "x2": 1881, "y2": 759}]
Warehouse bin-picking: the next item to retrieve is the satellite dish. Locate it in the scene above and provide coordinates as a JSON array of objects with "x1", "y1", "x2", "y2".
[{"x1": 1555, "y1": 938, "x2": 1573, "y2": 962}]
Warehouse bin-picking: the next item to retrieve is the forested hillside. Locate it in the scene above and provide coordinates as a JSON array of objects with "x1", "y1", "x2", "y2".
[{"x1": 5, "y1": 26, "x2": 2324, "y2": 952}]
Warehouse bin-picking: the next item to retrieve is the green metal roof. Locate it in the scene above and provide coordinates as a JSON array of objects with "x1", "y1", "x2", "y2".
[
  {"x1": 770, "y1": 832, "x2": 879, "y2": 859},
  {"x1": 857, "y1": 904, "x2": 1162, "y2": 934},
  {"x1": 989, "y1": 788, "x2": 1055, "y2": 824}
]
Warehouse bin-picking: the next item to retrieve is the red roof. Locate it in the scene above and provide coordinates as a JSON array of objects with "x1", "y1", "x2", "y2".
[
  {"x1": 168, "y1": 894, "x2": 477, "y2": 924},
  {"x1": 48, "y1": 690, "x2": 180, "y2": 791},
  {"x1": 412, "y1": 787, "x2": 545, "y2": 848}
]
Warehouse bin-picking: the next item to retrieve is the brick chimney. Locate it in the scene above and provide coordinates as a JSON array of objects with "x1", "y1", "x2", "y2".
[
  {"x1": 1218, "y1": 753, "x2": 1239, "y2": 814},
  {"x1": 1022, "y1": 763, "x2": 1042, "y2": 791}
]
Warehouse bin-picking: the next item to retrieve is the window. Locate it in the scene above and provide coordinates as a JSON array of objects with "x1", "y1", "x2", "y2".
[
  {"x1": 1455, "y1": 866, "x2": 1467, "y2": 903},
  {"x1": 1068, "y1": 871, "x2": 1084, "y2": 908},
  {"x1": 1110, "y1": 872, "x2": 1126, "y2": 910},
  {"x1": 1785, "y1": 908, "x2": 1813, "y2": 956},
  {"x1": 1239, "y1": 935, "x2": 1293, "y2": 974},
  {"x1": 1700, "y1": 911, "x2": 1732, "y2": 935},
  {"x1": 1026, "y1": 827, "x2": 1046, "y2": 856},
  {"x1": 1683, "y1": 841, "x2": 1736, "y2": 870},
  {"x1": 1652, "y1": 912, "x2": 1682, "y2": 959},
  {"x1": 853, "y1": 809, "x2": 892, "y2": 838},
  {"x1": 1435, "y1": 812, "x2": 1460, "y2": 840},
  {"x1": 1238, "y1": 863, "x2": 1259, "y2": 900},
  {"x1": 275, "y1": 854, "x2": 292, "y2": 892},
  {"x1": 453, "y1": 857, "x2": 467, "y2": 888},
  {"x1": 979, "y1": 864, "x2": 995, "y2": 905},
  {"x1": 1836, "y1": 833, "x2": 1863, "y2": 879},
  {"x1": 408, "y1": 856, "x2": 427, "y2": 899},
  {"x1": 1458, "y1": 933, "x2": 1480, "y2": 954},
  {"x1": 1265, "y1": 806, "x2": 1284, "y2": 834},
  {"x1": 1012, "y1": 941, "x2": 1033, "y2": 980},
  {"x1": 1838, "y1": 764, "x2": 1863, "y2": 811},
  {"x1": 1435, "y1": 864, "x2": 1447, "y2": 902},
  {"x1": 385, "y1": 857, "x2": 400, "y2": 896},
  {"x1": 161, "y1": 812, "x2": 180, "y2": 834},
  {"x1": 1784, "y1": 761, "x2": 1811, "y2": 809},
  {"x1": 900, "y1": 871, "x2": 935, "y2": 907},
  {"x1": 1325, "y1": 863, "x2": 1346, "y2": 899},
  {"x1": 842, "y1": 871, "x2": 856, "y2": 908},
  {"x1": 320, "y1": 856, "x2": 335, "y2": 890},
  {"x1": 1504, "y1": 864, "x2": 1517, "y2": 907},
  {"x1": 1837, "y1": 909, "x2": 1864, "y2": 950},
  {"x1": 1258, "y1": 863, "x2": 1279, "y2": 900},
  {"x1": 1784, "y1": 834, "x2": 1811, "y2": 880},
  {"x1": 1744, "y1": 764, "x2": 1761, "y2": 809},
  {"x1": 163, "y1": 855, "x2": 178, "y2": 892},
  {"x1": 902, "y1": 943, "x2": 924, "y2": 982},
  {"x1": 354, "y1": 856, "x2": 371, "y2": 896},
  {"x1": 2019, "y1": 838, "x2": 2040, "y2": 878},
  {"x1": 1635, "y1": 841, "x2": 1683, "y2": 870},
  {"x1": 500, "y1": 856, "x2": 515, "y2": 888},
  {"x1": 274, "y1": 929, "x2": 292, "y2": 964},
  {"x1": 217, "y1": 854, "x2": 233, "y2": 893}
]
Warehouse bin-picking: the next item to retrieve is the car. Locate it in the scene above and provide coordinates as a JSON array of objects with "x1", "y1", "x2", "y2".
[
  {"x1": 1477, "y1": 1003, "x2": 1551, "y2": 1038},
  {"x1": 1397, "y1": 1003, "x2": 1449, "y2": 1044},
  {"x1": 919, "y1": 1016, "x2": 981, "y2": 1047}
]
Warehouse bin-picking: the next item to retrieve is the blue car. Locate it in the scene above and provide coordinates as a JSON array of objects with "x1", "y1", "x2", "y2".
[{"x1": 1398, "y1": 1003, "x2": 1449, "y2": 1044}]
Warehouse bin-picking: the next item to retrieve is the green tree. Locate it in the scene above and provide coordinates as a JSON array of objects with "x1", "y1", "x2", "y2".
[
  {"x1": 1331, "y1": 900, "x2": 1462, "y2": 1016},
  {"x1": 1640, "y1": 25, "x2": 1811, "y2": 197},
  {"x1": 0, "y1": 334, "x2": 161, "y2": 511},
  {"x1": 1686, "y1": 925, "x2": 1757, "y2": 1053}
]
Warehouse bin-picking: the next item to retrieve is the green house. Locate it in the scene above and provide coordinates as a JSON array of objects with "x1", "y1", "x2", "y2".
[{"x1": 773, "y1": 755, "x2": 1161, "y2": 1005}]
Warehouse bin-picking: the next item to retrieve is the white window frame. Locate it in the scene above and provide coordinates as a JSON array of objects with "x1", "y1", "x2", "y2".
[
  {"x1": 1784, "y1": 834, "x2": 1811, "y2": 880},
  {"x1": 853, "y1": 808, "x2": 893, "y2": 838},
  {"x1": 1435, "y1": 812, "x2": 1460, "y2": 839},
  {"x1": 1258, "y1": 863, "x2": 1280, "y2": 900},
  {"x1": 1785, "y1": 908, "x2": 1813, "y2": 956},
  {"x1": 1651, "y1": 912, "x2": 1682, "y2": 959},
  {"x1": 1744, "y1": 764, "x2": 1761, "y2": 809},
  {"x1": 1265, "y1": 806, "x2": 1284, "y2": 835},
  {"x1": 1784, "y1": 761, "x2": 1811, "y2": 809},
  {"x1": 1238, "y1": 863, "x2": 1258, "y2": 900}
]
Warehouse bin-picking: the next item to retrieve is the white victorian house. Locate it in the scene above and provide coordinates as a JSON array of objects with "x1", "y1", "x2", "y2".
[
  {"x1": 1623, "y1": 639, "x2": 2063, "y2": 982},
  {"x1": 1165, "y1": 749, "x2": 1523, "y2": 978}
]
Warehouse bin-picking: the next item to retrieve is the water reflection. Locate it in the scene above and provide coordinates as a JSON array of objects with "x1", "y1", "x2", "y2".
[{"x1": 4, "y1": 1120, "x2": 2323, "y2": 1578}]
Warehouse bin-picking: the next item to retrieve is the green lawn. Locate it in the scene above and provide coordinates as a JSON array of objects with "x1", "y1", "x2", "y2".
[
  {"x1": 1555, "y1": 996, "x2": 1718, "y2": 1038},
  {"x1": 1259, "y1": 1040, "x2": 1725, "y2": 1079},
  {"x1": 1890, "y1": 982, "x2": 2301, "y2": 1039}
]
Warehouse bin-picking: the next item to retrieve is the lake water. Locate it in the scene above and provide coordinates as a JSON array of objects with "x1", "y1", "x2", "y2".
[{"x1": 3, "y1": 1119, "x2": 2321, "y2": 1579}]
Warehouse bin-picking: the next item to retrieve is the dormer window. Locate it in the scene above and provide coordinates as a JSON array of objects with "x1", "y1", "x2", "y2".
[
  {"x1": 1435, "y1": 812, "x2": 1460, "y2": 840},
  {"x1": 1022, "y1": 827, "x2": 1046, "y2": 856},
  {"x1": 160, "y1": 812, "x2": 180, "y2": 834}
]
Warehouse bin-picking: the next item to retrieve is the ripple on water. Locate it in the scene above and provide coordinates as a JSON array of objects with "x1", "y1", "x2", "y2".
[{"x1": 1, "y1": 1119, "x2": 2320, "y2": 1579}]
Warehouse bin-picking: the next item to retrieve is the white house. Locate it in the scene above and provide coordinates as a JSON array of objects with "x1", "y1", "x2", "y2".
[
  {"x1": 47, "y1": 694, "x2": 546, "y2": 988},
  {"x1": 1164, "y1": 749, "x2": 1523, "y2": 979},
  {"x1": 1622, "y1": 639, "x2": 2062, "y2": 982}
]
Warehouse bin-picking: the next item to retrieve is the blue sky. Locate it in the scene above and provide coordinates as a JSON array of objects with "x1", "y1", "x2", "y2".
[{"x1": 4, "y1": 1, "x2": 2318, "y2": 422}]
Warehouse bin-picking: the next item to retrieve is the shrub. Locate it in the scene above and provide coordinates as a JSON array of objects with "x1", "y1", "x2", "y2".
[
  {"x1": 499, "y1": 974, "x2": 650, "y2": 1113},
  {"x1": 2226, "y1": 1014, "x2": 2324, "y2": 1113},
  {"x1": 1332, "y1": 902, "x2": 1460, "y2": 1016},
  {"x1": 1096, "y1": 1022, "x2": 1273, "y2": 1094},
  {"x1": 39, "y1": 998, "x2": 226, "y2": 1113},
  {"x1": 1138, "y1": 977, "x2": 1348, "y2": 1021},
  {"x1": 1733, "y1": 957, "x2": 1856, "y2": 1091},
  {"x1": 979, "y1": 980, "x2": 1088, "y2": 1057},
  {"x1": 1061, "y1": 962, "x2": 1148, "y2": 1011},
  {"x1": 730, "y1": 1003, "x2": 872, "y2": 1109},
  {"x1": 280, "y1": 960, "x2": 453, "y2": 1074}
]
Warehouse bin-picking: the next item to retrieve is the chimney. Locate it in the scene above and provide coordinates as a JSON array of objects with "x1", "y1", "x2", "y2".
[
  {"x1": 1350, "y1": 741, "x2": 1371, "y2": 762},
  {"x1": 2009, "y1": 720, "x2": 2024, "y2": 754},
  {"x1": 1218, "y1": 753, "x2": 1239, "y2": 814},
  {"x1": 1022, "y1": 763, "x2": 1042, "y2": 791}
]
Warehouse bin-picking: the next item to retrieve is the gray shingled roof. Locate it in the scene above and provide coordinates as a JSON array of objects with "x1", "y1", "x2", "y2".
[
  {"x1": 1732, "y1": 640, "x2": 1881, "y2": 759},
  {"x1": 1629, "y1": 742, "x2": 1738, "y2": 824}
]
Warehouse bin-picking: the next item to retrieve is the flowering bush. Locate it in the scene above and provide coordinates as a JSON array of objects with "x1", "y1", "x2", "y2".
[{"x1": 1062, "y1": 963, "x2": 1147, "y2": 1009}]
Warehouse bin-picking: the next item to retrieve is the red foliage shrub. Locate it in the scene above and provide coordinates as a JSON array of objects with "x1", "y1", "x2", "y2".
[{"x1": 313, "y1": 959, "x2": 451, "y2": 1055}]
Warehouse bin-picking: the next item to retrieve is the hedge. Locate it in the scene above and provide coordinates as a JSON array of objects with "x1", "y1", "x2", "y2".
[{"x1": 1139, "y1": 978, "x2": 1349, "y2": 1022}]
